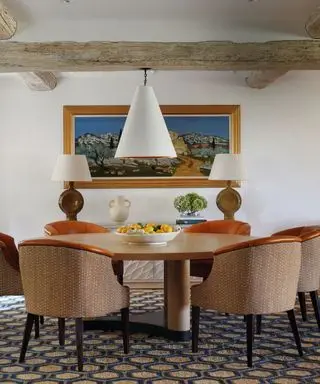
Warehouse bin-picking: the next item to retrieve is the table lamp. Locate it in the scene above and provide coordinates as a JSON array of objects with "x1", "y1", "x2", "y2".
[
  {"x1": 209, "y1": 154, "x2": 246, "y2": 220},
  {"x1": 51, "y1": 154, "x2": 92, "y2": 221}
]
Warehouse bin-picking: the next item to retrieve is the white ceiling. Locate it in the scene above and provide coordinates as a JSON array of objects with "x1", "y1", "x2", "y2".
[{"x1": 4, "y1": 0, "x2": 320, "y2": 36}]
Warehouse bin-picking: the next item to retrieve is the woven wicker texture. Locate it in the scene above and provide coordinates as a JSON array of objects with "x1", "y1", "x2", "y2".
[
  {"x1": 0, "y1": 246, "x2": 23, "y2": 296},
  {"x1": 19, "y1": 245, "x2": 129, "y2": 318},
  {"x1": 192, "y1": 241, "x2": 301, "y2": 315},
  {"x1": 298, "y1": 233, "x2": 320, "y2": 292}
]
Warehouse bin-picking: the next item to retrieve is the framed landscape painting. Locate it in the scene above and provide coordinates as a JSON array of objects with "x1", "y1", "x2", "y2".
[{"x1": 63, "y1": 105, "x2": 240, "y2": 188}]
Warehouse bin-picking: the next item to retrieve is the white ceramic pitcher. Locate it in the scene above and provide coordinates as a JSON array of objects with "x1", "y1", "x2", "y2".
[{"x1": 109, "y1": 195, "x2": 131, "y2": 224}]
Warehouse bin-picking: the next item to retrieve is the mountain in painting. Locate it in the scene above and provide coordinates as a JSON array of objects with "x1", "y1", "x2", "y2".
[{"x1": 75, "y1": 131, "x2": 229, "y2": 178}]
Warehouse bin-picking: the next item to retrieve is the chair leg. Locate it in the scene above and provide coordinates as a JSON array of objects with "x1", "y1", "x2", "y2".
[
  {"x1": 117, "y1": 274, "x2": 123, "y2": 285},
  {"x1": 34, "y1": 316, "x2": 40, "y2": 339},
  {"x1": 114, "y1": 260, "x2": 124, "y2": 285},
  {"x1": 246, "y1": 314, "x2": 253, "y2": 367},
  {"x1": 121, "y1": 307, "x2": 129, "y2": 354},
  {"x1": 75, "y1": 318, "x2": 84, "y2": 372},
  {"x1": 287, "y1": 309, "x2": 303, "y2": 356},
  {"x1": 117, "y1": 261, "x2": 124, "y2": 285},
  {"x1": 256, "y1": 315, "x2": 262, "y2": 335},
  {"x1": 191, "y1": 306, "x2": 200, "y2": 353},
  {"x1": 19, "y1": 313, "x2": 35, "y2": 363},
  {"x1": 58, "y1": 318, "x2": 65, "y2": 346},
  {"x1": 310, "y1": 291, "x2": 320, "y2": 329},
  {"x1": 298, "y1": 292, "x2": 308, "y2": 321},
  {"x1": 40, "y1": 316, "x2": 44, "y2": 325}
]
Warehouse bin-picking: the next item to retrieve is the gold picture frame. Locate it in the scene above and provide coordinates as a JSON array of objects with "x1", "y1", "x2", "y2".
[{"x1": 63, "y1": 105, "x2": 240, "y2": 189}]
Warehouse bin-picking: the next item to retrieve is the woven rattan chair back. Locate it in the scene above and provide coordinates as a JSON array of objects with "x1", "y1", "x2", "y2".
[
  {"x1": 190, "y1": 236, "x2": 303, "y2": 367},
  {"x1": 44, "y1": 220, "x2": 124, "y2": 286},
  {"x1": 192, "y1": 236, "x2": 301, "y2": 315},
  {"x1": 272, "y1": 227, "x2": 320, "y2": 326},
  {"x1": 18, "y1": 239, "x2": 130, "y2": 371},
  {"x1": 273, "y1": 227, "x2": 320, "y2": 292},
  {"x1": 19, "y1": 240, "x2": 128, "y2": 318},
  {"x1": 298, "y1": 231, "x2": 320, "y2": 292}
]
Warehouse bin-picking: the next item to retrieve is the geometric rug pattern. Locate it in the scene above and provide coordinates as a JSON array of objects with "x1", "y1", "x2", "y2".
[{"x1": 1, "y1": 290, "x2": 320, "y2": 383}]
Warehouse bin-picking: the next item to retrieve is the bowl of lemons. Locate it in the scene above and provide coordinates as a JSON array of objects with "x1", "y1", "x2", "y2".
[{"x1": 115, "y1": 223, "x2": 181, "y2": 245}]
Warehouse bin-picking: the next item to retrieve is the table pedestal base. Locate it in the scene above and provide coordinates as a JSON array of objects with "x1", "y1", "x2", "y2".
[{"x1": 84, "y1": 310, "x2": 190, "y2": 342}]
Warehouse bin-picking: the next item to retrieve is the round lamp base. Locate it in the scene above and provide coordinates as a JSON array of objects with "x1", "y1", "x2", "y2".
[
  {"x1": 216, "y1": 183, "x2": 242, "y2": 220},
  {"x1": 58, "y1": 185, "x2": 84, "y2": 221}
]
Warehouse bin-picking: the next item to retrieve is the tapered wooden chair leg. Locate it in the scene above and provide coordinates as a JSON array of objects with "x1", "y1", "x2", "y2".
[
  {"x1": 310, "y1": 291, "x2": 320, "y2": 330},
  {"x1": 287, "y1": 309, "x2": 303, "y2": 356},
  {"x1": 117, "y1": 261, "x2": 124, "y2": 285},
  {"x1": 256, "y1": 315, "x2": 262, "y2": 334},
  {"x1": 192, "y1": 306, "x2": 200, "y2": 353},
  {"x1": 121, "y1": 307, "x2": 129, "y2": 354},
  {"x1": 34, "y1": 316, "x2": 40, "y2": 339},
  {"x1": 40, "y1": 316, "x2": 44, "y2": 325},
  {"x1": 246, "y1": 314, "x2": 253, "y2": 367},
  {"x1": 19, "y1": 313, "x2": 35, "y2": 363},
  {"x1": 58, "y1": 318, "x2": 65, "y2": 346},
  {"x1": 75, "y1": 318, "x2": 84, "y2": 372},
  {"x1": 298, "y1": 292, "x2": 307, "y2": 321}
]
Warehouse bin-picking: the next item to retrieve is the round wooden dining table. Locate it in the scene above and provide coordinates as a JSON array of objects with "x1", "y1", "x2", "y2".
[{"x1": 47, "y1": 231, "x2": 255, "y2": 341}]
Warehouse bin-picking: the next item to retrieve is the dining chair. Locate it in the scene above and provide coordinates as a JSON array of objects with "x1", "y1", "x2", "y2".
[
  {"x1": 191, "y1": 236, "x2": 303, "y2": 367},
  {"x1": 18, "y1": 238, "x2": 130, "y2": 371},
  {"x1": 0, "y1": 232, "x2": 44, "y2": 338},
  {"x1": 184, "y1": 220, "x2": 251, "y2": 279},
  {"x1": 0, "y1": 232, "x2": 23, "y2": 295},
  {"x1": 272, "y1": 226, "x2": 320, "y2": 328},
  {"x1": 44, "y1": 220, "x2": 124, "y2": 284}
]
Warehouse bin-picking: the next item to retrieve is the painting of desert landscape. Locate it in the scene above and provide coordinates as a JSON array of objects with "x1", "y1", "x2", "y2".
[{"x1": 74, "y1": 114, "x2": 230, "y2": 178}]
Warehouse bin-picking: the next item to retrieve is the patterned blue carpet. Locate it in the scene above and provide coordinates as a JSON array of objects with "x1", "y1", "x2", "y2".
[{"x1": 0, "y1": 290, "x2": 320, "y2": 383}]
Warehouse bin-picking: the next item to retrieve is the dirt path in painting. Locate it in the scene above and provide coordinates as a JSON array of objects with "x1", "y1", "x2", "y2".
[{"x1": 174, "y1": 155, "x2": 205, "y2": 177}]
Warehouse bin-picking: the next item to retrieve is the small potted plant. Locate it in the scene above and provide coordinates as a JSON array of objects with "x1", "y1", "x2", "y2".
[{"x1": 174, "y1": 192, "x2": 208, "y2": 217}]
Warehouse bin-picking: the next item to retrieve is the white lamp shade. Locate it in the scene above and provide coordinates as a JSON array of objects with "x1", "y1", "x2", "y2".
[
  {"x1": 51, "y1": 154, "x2": 92, "y2": 182},
  {"x1": 115, "y1": 85, "x2": 177, "y2": 158},
  {"x1": 209, "y1": 154, "x2": 246, "y2": 181}
]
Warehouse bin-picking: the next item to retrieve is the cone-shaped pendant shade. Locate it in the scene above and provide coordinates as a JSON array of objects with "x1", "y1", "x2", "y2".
[{"x1": 115, "y1": 85, "x2": 177, "y2": 158}]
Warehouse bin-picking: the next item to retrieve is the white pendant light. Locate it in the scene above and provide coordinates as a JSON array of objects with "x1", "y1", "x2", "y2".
[{"x1": 115, "y1": 69, "x2": 177, "y2": 158}]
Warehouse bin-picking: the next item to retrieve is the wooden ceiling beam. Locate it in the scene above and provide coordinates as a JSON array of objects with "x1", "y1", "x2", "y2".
[
  {"x1": 305, "y1": 9, "x2": 320, "y2": 39},
  {"x1": 245, "y1": 70, "x2": 288, "y2": 89},
  {"x1": 1, "y1": 40, "x2": 320, "y2": 72},
  {"x1": 0, "y1": 4, "x2": 58, "y2": 91}
]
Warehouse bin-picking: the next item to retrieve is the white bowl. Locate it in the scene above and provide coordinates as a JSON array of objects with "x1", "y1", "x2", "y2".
[{"x1": 115, "y1": 230, "x2": 180, "y2": 245}]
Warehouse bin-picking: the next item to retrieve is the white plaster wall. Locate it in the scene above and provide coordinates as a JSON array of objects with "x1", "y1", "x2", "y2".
[{"x1": 1, "y1": 69, "x2": 320, "y2": 242}]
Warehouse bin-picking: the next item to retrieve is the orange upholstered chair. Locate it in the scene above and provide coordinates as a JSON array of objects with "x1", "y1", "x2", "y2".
[
  {"x1": 0, "y1": 232, "x2": 22, "y2": 296},
  {"x1": 184, "y1": 220, "x2": 251, "y2": 279},
  {"x1": 272, "y1": 226, "x2": 320, "y2": 328},
  {"x1": 0, "y1": 232, "x2": 20, "y2": 274},
  {"x1": 44, "y1": 221, "x2": 109, "y2": 236},
  {"x1": 44, "y1": 221, "x2": 124, "y2": 284}
]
